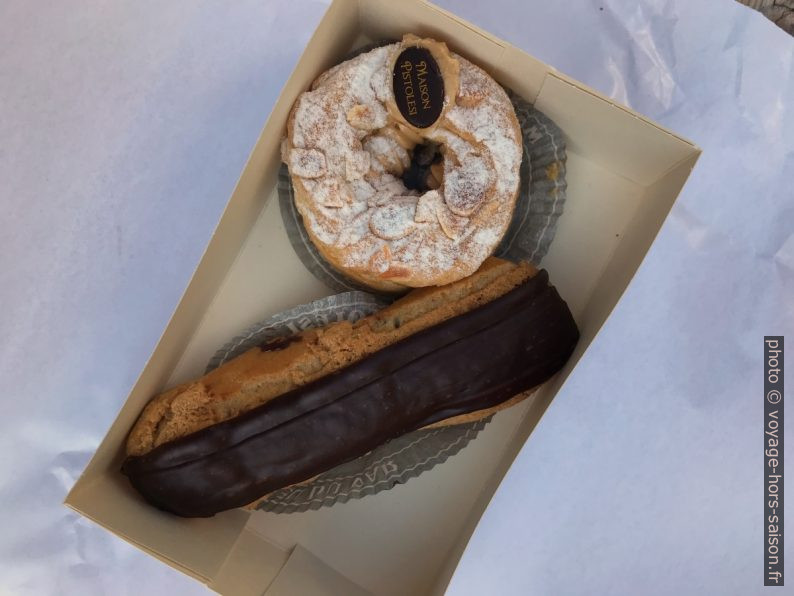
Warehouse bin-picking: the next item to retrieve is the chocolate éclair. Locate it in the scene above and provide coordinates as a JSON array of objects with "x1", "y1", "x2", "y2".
[{"x1": 122, "y1": 258, "x2": 578, "y2": 517}]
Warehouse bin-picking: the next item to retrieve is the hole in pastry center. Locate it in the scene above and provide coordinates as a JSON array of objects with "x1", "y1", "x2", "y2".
[{"x1": 402, "y1": 142, "x2": 443, "y2": 192}]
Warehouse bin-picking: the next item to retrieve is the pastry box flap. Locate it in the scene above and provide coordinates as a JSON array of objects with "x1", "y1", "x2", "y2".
[{"x1": 535, "y1": 73, "x2": 698, "y2": 186}]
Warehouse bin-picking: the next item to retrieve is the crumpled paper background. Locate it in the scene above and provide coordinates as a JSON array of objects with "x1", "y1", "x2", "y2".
[{"x1": 0, "y1": 1, "x2": 791, "y2": 595}]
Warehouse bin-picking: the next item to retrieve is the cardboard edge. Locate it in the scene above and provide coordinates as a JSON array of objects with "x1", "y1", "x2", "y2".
[
  {"x1": 63, "y1": 500, "x2": 211, "y2": 585},
  {"x1": 209, "y1": 528, "x2": 291, "y2": 595},
  {"x1": 550, "y1": 71, "x2": 701, "y2": 152},
  {"x1": 417, "y1": 0, "x2": 506, "y2": 48},
  {"x1": 261, "y1": 545, "x2": 374, "y2": 596}
]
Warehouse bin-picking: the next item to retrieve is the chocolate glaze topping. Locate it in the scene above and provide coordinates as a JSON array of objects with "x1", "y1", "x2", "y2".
[{"x1": 122, "y1": 270, "x2": 579, "y2": 517}]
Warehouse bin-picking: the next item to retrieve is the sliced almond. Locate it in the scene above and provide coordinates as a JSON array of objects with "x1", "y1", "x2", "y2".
[
  {"x1": 414, "y1": 190, "x2": 441, "y2": 223},
  {"x1": 369, "y1": 245, "x2": 392, "y2": 273},
  {"x1": 345, "y1": 150, "x2": 371, "y2": 181},
  {"x1": 346, "y1": 103, "x2": 387, "y2": 131},
  {"x1": 427, "y1": 162, "x2": 443, "y2": 189},
  {"x1": 289, "y1": 147, "x2": 327, "y2": 179},
  {"x1": 436, "y1": 205, "x2": 469, "y2": 240},
  {"x1": 304, "y1": 177, "x2": 352, "y2": 208},
  {"x1": 443, "y1": 153, "x2": 494, "y2": 216},
  {"x1": 369, "y1": 198, "x2": 418, "y2": 240}
]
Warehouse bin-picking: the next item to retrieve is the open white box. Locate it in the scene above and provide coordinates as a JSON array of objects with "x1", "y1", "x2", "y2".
[{"x1": 65, "y1": 0, "x2": 700, "y2": 594}]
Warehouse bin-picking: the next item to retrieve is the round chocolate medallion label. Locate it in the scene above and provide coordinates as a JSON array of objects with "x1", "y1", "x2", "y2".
[{"x1": 392, "y1": 46, "x2": 444, "y2": 128}]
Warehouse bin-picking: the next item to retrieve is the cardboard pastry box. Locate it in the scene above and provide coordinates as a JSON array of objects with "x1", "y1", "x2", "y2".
[{"x1": 66, "y1": 0, "x2": 700, "y2": 593}]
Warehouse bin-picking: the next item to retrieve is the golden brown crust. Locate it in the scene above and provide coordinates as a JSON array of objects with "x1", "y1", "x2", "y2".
[
  {"x1": 283, "y1": 35, "x2": 523, "y2": 291},
  {"x1": 126, "y1": 257, "x2": 536, "y2": 457}
]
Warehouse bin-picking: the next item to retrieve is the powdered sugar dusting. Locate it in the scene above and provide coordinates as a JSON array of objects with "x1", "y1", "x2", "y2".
[
  {"x1": 446, "y1": 58, "x2": 521, "y2": 197},
  {"x1": 289, "y1": 148, "x2": 327, "y2": 178},
  {"x1": 363, "y1": 134, "x2": 410, "y2": 174},
  {"x1": 285, "y1": 40, "x2": 521, "y2": 287},
  {"x1": 474, "y1": 226, "x2": 502, "y2": 246},
  {"x1": 301, "y1": 177, "x2": 349, "y2": 208},
  {"x1": 443, "y1": 153, "x2": 494, "y2": 216},
  {"x1": 458, "y1": 65, "x2": 490, "y2": 104},
  {"x1": 369, "y1": 198, "x2": 418, "y2": 240}
]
